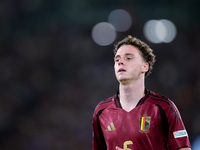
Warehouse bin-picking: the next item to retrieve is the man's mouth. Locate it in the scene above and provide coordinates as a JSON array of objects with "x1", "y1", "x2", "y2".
[{"x1": 118, "y1": 68, "x2": 126, "y2": 73}]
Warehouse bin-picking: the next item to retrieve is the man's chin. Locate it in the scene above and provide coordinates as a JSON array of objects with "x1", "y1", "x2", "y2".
[
  {"x1": 117, "y1": 77, "x2": 126, "y2": 82},
  {"x1": 118, "y1": 78, "x2": 130, "y2": 84}
]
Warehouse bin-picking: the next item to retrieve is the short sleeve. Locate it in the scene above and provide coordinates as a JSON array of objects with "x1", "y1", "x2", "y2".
[{"x1": 164, "y1": 100, "x2": 191, "y2": 150}]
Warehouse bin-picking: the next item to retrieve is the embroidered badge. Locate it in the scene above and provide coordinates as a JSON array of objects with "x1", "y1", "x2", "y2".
[
  {"x1": 173, "y1": 130, "x2": 188, "y2": 138},
  {"x1": 140, "y1": 116, "x2": 151, "y2": 132}
]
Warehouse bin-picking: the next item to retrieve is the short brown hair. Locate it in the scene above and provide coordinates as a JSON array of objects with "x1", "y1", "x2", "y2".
[{"x1": 114, "y1": 35, "x2": 156, "y2": 77}]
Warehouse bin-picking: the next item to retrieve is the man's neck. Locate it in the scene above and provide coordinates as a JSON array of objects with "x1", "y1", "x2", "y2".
[{"x1": 119, "y1": 79, "x2": 145, "y2": 112}]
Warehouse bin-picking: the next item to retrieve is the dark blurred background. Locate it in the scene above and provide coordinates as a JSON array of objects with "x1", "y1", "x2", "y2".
[{"x1": 0, "y1": 0, "x2": 200, "y2": 149}]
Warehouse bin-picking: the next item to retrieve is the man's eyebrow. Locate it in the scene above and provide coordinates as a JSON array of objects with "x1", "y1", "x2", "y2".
[
  {"x1": 114, "y1": 55, "x2": 120, "y2": 58},
  {"x1": 114, "y1": 53, "x2": 134, "y2": 59},
  {"x1": 124, "y1": 53, "x2": 134, "y2": 56}
]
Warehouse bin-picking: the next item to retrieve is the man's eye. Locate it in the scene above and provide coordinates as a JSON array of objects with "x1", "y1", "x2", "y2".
[
  {"x1": 115, "y1": 59, "x2": 119, "y2": 62},
  {"x1": 127, "y1": 57, "x2": 132, "y2": 60}
]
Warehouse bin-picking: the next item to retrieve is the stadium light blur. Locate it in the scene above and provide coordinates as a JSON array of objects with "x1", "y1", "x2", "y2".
[
  {"x1": 91, "y1": 9, "x2": 132, "y2": 46},
  {"x1": 108, "y1": 9, "x2": 132, "y2": 32},
  {"x1": 91, "y1": 22, "x2": 116, "y2": 46},
  {"x1": 143, "y1": 19, "x2": 177, "y2": 44}
]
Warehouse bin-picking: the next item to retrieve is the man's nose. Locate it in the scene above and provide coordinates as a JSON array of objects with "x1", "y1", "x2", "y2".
[{"x1": 118, "y1": 59, "x2": 124, "y2": 65}]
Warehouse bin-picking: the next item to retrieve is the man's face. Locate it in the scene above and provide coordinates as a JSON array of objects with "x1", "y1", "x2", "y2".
[{"x1": 114, "y1": 45, "x2": 148, "y2": 84}]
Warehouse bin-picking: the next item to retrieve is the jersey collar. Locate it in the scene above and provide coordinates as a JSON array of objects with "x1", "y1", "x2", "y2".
[{"x1": 114, "y1": 88, "x2": 150, "y2": 108}]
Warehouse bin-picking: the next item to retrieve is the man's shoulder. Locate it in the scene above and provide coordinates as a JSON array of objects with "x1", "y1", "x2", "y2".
[
  {"x1": 94, "y1": 95, "x2": 116, "y2": 114},
  {"x1": 147, "y1": 90, "x2": 180, "y2": 118},
  {"x1": 148, "y1": 90, "x2": 170, "y2": 101},
  {"x1": 147, "y1": 90, "x2": 176, "y2": 109}
]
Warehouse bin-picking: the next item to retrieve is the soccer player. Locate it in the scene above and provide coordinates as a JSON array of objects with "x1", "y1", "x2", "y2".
[{"x1": 92, "y1": 35, "x2": 191, "y2": 150}]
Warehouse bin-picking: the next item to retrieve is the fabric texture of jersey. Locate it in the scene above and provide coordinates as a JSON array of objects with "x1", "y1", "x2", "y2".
[{"x1": 92, "y1": 89, "x2": 191, "y2": 150}]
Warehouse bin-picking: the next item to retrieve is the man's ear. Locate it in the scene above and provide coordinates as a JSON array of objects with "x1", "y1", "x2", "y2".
[{"x1": 142, "y1": 62, "x2": 149, "y2": 73}]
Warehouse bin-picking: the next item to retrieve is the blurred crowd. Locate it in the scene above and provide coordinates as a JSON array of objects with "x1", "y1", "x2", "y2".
[{"x1": 0, "y1": 0, "x2": 200, "y2": 150}]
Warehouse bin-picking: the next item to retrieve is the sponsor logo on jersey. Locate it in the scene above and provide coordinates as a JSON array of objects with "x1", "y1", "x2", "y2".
[
  {"x1": 105, "y1": 122, "x2": 116, "y2": 131},
  {"x1": 140, "y1": 116, "x2": 151, "y2": 132},
  {"x1": 173, "y1": 130, "x2": 188, "y2": 138}
]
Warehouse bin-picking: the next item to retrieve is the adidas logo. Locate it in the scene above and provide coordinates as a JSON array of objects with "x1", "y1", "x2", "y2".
[{"x1": 105, "y1": 122, "x2": 116, "y2": 131}]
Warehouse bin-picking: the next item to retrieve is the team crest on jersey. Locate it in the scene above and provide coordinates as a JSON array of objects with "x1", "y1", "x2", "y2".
[{"x1": 139, "y1": 116, "x2": 151, "y2": 132}]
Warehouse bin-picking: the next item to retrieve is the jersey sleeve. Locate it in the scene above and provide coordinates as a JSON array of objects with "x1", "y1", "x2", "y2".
[
  {"x1": 92, "y1": 107, "x2": 107, "y2": 150},
  {"x1": 163, "y1": 100, "x2": 191, "y2": 150}
]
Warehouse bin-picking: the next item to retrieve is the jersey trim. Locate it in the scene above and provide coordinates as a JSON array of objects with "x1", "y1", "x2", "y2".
[
  {"x1": 156, "y1": 104, "x2": 170, "y2": 144},
  {"x1": 149, "y1": 94, "x2": 179, "y2": 120},
  {"x1": 99, "y1": 97, "x2": 114, "y2": 106},
  {"x1": 114, "y1": 89, "x2": 150, "y2": 109},
  {"x1": 96, "y1": 109, "x2": 107, "y2": 149},
  {"x1": 99, "y1": 99, "x2": 113, "y2": 106},
  {"x1": 115, "y1": 91, "x2": 122, "y2": 108},
  {"x1": 136, "y1": 89, "x2": 150, "y2": 107}
]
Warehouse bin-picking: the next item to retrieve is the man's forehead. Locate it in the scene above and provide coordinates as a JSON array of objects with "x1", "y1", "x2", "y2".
[{"x1": 115, "y1": 45, "x2": 139, "y2": 56}]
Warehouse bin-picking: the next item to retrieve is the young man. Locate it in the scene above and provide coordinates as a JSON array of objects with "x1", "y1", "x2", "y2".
[{"x1": 92, "y1": 35, "x2": 191, "y2": 150}]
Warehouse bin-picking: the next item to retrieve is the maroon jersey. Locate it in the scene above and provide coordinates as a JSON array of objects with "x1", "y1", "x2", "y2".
[{"x1": 92, "y1": 89, "x2": 191, "y2": 150}]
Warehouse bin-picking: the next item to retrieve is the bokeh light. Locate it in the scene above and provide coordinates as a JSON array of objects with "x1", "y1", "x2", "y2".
[
  {"x1": 91, "y1": 22, "x2": 116, "y2": 46},
  {"x1": 108, "y1": 9, "x2": 132, "y2": 32},
  {"x1": 144, "y1": 19, "x2": 177, "y2": 43}
]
